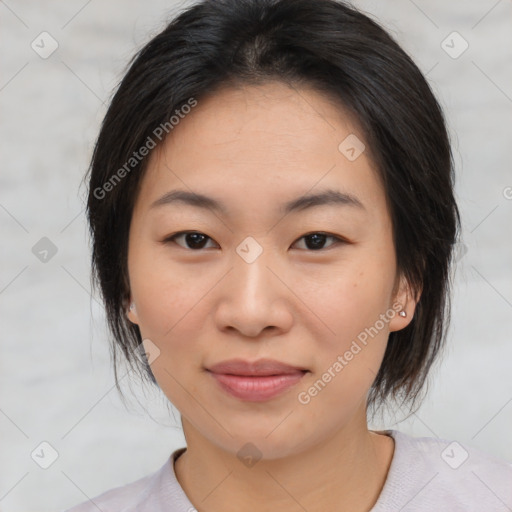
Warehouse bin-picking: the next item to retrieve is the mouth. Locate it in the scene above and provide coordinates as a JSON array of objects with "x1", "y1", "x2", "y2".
[{"x1": 206, "y1": 358, "x2": 309, "y2": 402}]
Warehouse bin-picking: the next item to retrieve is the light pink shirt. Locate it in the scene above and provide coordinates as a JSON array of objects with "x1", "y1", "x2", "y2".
[{"x1": 63, "y1": 429, "x2": 512, "y2": 511}]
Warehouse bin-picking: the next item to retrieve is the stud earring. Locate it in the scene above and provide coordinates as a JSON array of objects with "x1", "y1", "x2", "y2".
[
  {"x1": 399, "y1": 310, "x2": 407, "y2": 318},
  {"x1": 129, "y1": 302, "x2": 135, "y2": 312}
]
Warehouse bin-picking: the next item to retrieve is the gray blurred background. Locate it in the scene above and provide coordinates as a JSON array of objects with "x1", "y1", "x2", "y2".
[{"x1": 1, "y1": 1, "x2": 511, "y2": 510}]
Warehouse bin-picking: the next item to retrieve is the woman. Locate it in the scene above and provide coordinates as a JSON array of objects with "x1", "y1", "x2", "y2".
[{"x1": 65, "y1": 0, "x2": 512, "y2": 510}]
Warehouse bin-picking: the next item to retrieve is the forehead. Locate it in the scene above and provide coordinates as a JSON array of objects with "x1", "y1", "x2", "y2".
[
  {"x1": 134, "y1": 82, "x2": 387, "y2": 219},
  {"x1": 167, "y1": 81, "x2": 360, "y2": 162}
]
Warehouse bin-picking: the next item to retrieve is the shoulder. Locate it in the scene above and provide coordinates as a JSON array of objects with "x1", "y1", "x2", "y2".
[
  {"x1": 372, "y1": 429, "x2": 512, "y2": 512},
  {"x1": 61, "y1": 447, "x2": 190, "y2": 512}
]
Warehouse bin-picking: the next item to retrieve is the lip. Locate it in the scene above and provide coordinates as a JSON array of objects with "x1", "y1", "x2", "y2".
[
  {"x1": 206, "y1": 358, "x2": 308, "y2": 402},
  {"x1": 208, "y1": 358, "x2": 307, "y2": 376}
]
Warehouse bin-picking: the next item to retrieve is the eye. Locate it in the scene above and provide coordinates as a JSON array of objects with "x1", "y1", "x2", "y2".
[
  {"x1": 163, "y1": 231, "x2": 345, "y2": 251},
  {"x1": 164, "y1": 231, "x2": 218, "y2": 250},
  {"x1": 292, "y1": 232, "x2": 344, "y2": 251}
]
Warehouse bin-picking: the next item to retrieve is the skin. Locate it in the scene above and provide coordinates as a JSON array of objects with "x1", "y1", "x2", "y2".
[{"x1": 126, "y1": 81, "x2": 419, "y2": 512}]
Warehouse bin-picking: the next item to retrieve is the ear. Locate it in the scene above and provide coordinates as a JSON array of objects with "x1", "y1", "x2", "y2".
[
  {"x1": 388, "y1": 273, "x2": 421, "y2": 333},
  {"x1": 126, "y1": 299, "x2": 139, "y2": 325}
]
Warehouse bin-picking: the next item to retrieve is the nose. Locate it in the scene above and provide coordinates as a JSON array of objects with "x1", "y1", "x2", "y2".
[{"x1": 214, "y1": 245, "x2": 294, "y2": 339}]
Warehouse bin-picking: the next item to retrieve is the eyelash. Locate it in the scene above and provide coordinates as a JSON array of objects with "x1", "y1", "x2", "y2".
[{"x1": 162, "y1": 231, "x2": 347, "y2": 251}]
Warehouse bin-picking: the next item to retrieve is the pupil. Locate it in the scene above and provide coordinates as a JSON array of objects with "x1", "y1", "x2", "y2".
[
  {"x1": 187, "y1": 232, "x2": 207, "y2": 249},
  {"x1": 306, "y1": 233, "x2": 326, "y2": 250}
]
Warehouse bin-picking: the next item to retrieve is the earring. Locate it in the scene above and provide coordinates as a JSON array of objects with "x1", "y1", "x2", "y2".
[
  {"x1": 399, "y1": 310, "x2": 407, "y2": 318},
  {"x1": 129, "y1": 302, "x2": 135, "y2": 312}
]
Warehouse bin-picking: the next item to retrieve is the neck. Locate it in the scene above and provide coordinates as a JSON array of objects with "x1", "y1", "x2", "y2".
[{"x1": 174, "y1": 414, "x2": 394, "y2": 512}]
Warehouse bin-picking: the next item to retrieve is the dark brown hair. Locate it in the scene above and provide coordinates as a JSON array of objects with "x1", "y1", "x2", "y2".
[{"x1": 84, "y1": 0, "x2": 461, "y2": 418}]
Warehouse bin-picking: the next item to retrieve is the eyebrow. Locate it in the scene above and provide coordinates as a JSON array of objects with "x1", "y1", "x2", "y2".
[{"x1": 149, "y1": 188, "x2": 365, "y2": 215}]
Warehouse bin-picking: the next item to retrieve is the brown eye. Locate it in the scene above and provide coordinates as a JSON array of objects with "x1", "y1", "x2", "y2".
[
  {"x1": 164, "y1": 231, "x2": 345, "y2": 251},
  {"x1": 165, "y1": 231, "x2": 218, "y2": 250},
  {"x1": 293, "y1": 232, "x2": 343, "y2": 251}
]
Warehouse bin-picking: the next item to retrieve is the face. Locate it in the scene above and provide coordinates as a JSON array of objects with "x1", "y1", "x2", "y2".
[{"x1": 126, "y1": 81, "x2": 415, "y2": 459}]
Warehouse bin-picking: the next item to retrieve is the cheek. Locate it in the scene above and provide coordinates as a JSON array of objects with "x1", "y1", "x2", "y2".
[
  {"x1": 296, "y1": 258, "x2": 394, "y2": 403},
  {"x1": 129, "y1": 244, "x2": 209, "y2": 337},
  {"x1": 296, "y1": 285, "x2": 391, "y2": 416},
  {"x1": 128, "y1": 249, "x2": 225, "y2": 396},
  {"x1": 303, "y1": 256, "x2": 395, "y2": 348},
  {"x1": 131, "y1": 261, "x2": 211, "y2": 407}
]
